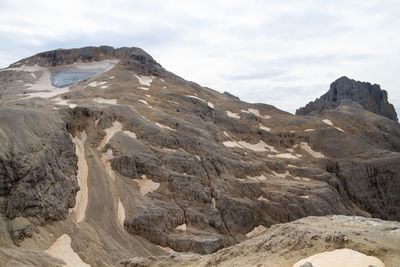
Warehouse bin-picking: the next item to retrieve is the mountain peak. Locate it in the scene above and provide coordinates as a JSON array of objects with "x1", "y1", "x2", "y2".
[
  {"x1": 11, "y1": 46, "x2": 164, "y2": 76},
  {"x1": 296, "y1": 76, "x2": 398, "y2": 121}
]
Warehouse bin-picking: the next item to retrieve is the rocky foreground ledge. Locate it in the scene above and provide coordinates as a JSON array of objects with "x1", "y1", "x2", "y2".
[{"x1": 121, "y1": 215, "x2": 400, "y2": 267}]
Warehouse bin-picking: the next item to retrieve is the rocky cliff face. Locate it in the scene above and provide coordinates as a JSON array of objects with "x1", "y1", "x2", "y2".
[
  {"x1": 0, "y1": 46, "x2": 399, "y2": 266},
  {"x1": 296, "y1": 76, "x2": 398, "y2": 121}
]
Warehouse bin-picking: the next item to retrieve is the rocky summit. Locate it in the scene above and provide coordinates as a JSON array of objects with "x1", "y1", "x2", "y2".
[
  {"x1": 296, "y1": 76, "x2": 398, "y2": 121},
  {"x1": 0, "y1": 46, "x2": 399, "y2": 267}
]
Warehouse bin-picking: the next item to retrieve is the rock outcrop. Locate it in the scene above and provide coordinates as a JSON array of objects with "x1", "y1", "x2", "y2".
[{"x1": 296, "y1": 76, "x2": 398, "y2": 121}]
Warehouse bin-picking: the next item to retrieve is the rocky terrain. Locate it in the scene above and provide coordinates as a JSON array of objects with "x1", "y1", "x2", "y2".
[
  {"x1": 121, "y1": 215, "x2": 400, "y2": 267},
  {"x1": 0, "y1": 46, "x2": 399, "y2": 266}
]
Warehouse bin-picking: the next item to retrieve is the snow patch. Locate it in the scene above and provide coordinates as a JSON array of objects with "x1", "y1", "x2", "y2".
[
  {"x1": 176, "y1": 223, "x2": 187, "y2": 232},
  {"x1": 134, "y1": 175, "x2": 160, "y2": 196},
  {"x1": 323, "y1": 119, "x2": 344, "y2": 132},
  {"x1": 268, "y1": 153, "x2": 299, "y2": 159},
  {"x1": 163, "y1": 148, "x2": 178, "y2": 152},
  {"x1": 208, "y1": 102, "x2": 215, "y2": 109},
  {"x1": 122, "y1": 130, "x2": 136, "y2": 139},
  {"x1": 226, "y1": 111, "x2": 240, "y2": 119},
  {"x1": 137, "y1": 86, "x2": 149, "y2": 91},
  {"x1": 156, "y1": 122, "x2": 176, "y2": 131},
  {"x1": 257, "y1": 196, "x2": 270, "y2": 202},
  {"x1": 70, "y1": 132, "x2": 88, "y2": 223},
  {"x1": 223, "y1": 140, "x2": 277, "y2": 152},
  {"x1": 272, "y1": 171, "x2": 290, "y2": 179},
  {"x1": 186, "y1": 95, "x2": 204, "y2": 101},
  {"x1": 98, "y1": 121, "x2": 123, "y2": 150},
  {"x1": 93, "y1": 97, "x2": 117, "y2": 105},
  {"x1": 300, "y1": 142, "x2": 326, "y2": 158},
  {"x1": 88, "y1": 81, "x2": 107, "y2": 87},
  {"x1": 259, "y1": 125, "x2": 271, "y2": 131},
  {"x1": 247, "y1": 174, "x2": 267, "y2": 181},
  {"x1": 134, "y1": 74, "x2": 154, "y2": 86},
  {"x1": 241, "y1": 108, "x2": 271, "y2": 119},
  {"x1": 293, "y1": 248, "x2": 385, "y2": 267},
  {"x1": 304, "y1": 128, "x2": 315, "y2": 132},
  {"x1": 45, "y1": 234, "x2": 90, "y2": 267},
  {"x1": 117, "y1": 198, "x2": 126, "y2": 227},
  {"x1": 53, "y1": 97, "x2": 76, "y2": 109},
  {"x1": 22, "y1": 69, "x2": 70, "y2": 99},
  {"x1": 139, "y1": 99, "x2": 152, "y2": 108}
]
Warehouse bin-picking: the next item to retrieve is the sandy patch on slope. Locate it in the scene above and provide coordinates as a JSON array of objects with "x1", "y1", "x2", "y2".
[
  {"x1": 45, "y1": 234, "x2": 90, "y2": 267},
  {"x1": 70, "y1": 132, "x2": 88, "y2": 223}
]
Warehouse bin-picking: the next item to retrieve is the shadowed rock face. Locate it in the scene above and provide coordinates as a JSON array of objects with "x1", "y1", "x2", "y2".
[
  {"x1": 0, "y1": 46, "x2": 400, "y2": 265},
  {"x1": 296, "y1": 76, "x2": 398, "y2": 122}
]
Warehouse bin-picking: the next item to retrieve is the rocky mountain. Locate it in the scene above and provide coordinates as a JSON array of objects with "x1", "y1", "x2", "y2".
[
  {"x1": 0, "y1": 46, "x2": 399, "y2": 266},
  {"x1": 296, "y1": 76, "x2": 398, "y2": 122}
]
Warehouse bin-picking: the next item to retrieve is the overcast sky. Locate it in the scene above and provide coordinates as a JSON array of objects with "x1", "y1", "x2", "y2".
[{"x1": 0, "y1": 0, "x2": 399, "y2": 114}]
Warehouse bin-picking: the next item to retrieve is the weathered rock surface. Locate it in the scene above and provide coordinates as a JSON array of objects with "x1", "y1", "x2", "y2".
[
  {"x1": 0, "y1": 46, "x2": 399, "y2": 265},
  {"x1": 296, "y1": 76, "x2": 398, "y2": 121},
  {"x1": 0, "y1": 107, "x2": 78, "y2": 222}
]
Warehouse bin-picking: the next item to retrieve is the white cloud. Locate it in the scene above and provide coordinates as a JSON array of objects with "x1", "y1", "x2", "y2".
[{"x1": 0, "y1": 0, "x2": 399, "y2": 114}]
